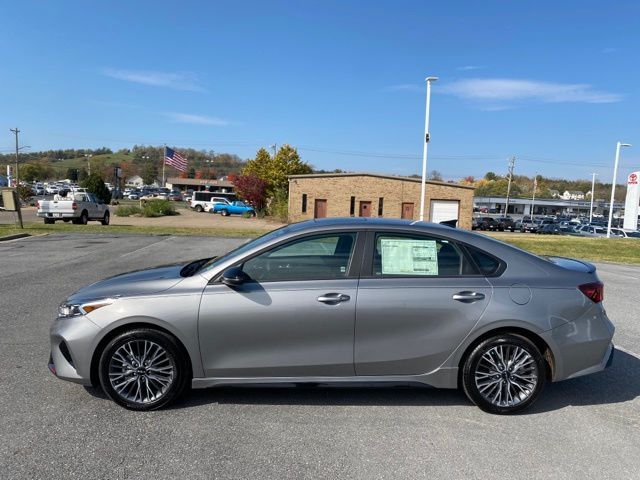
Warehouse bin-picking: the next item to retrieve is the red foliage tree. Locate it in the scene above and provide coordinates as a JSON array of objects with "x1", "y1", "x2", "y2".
[{"x1": 233, "y1": 174, "x2": 268, "y2": 211}]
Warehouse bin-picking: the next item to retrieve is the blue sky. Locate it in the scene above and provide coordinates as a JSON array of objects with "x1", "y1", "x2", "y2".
[{"x1": 1, "y1": 0, "x2": 639, "y2": 181}]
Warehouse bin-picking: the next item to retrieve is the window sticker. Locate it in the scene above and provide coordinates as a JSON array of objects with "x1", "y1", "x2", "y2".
[{"x1": 380, "y1": 238, "x2": 438, "y2": 275}]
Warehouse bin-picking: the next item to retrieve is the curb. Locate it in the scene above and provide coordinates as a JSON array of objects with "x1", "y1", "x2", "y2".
[{"x1": 0, "y1": 233, "x2": 31, "y2": 242}]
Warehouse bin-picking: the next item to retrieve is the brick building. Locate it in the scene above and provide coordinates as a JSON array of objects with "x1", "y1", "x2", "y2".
[{"x1": 288, "y1": 173, "x2": 475, "y2": 229}]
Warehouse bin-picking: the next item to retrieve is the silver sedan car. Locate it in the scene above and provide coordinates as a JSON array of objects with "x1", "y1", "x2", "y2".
[{"x1": 49, "y1": 218, "x2": 615, "y2": 414}]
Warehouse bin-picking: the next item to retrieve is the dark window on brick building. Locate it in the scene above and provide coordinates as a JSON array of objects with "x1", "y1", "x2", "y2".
[
  {"x1": 378, "y1": 197, "x2": 384, "y2": 216},
  {"x1": 349, "y1": 196, "x2": 356, "y2": 216},
  {"x1": 302, "y1": 194, "x2": 307, "y2": 213}
]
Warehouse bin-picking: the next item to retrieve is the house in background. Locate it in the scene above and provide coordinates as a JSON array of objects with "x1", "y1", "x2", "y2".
[{"x1": 562, "y1": 190, "x2": 585, "y2": 200}]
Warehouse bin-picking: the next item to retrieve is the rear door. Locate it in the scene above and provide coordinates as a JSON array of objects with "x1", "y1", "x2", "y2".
[{"x1": 354, "y1": 231, "x2": 492, "y2": 376}]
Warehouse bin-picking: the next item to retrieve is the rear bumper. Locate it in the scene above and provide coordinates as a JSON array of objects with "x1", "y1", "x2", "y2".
[
  {"x1": 37, "y1": 212, "x2": 75, "y2": 219},
  {"x1": 541, "y1": 305, "x2": 615, "y2": 381}
]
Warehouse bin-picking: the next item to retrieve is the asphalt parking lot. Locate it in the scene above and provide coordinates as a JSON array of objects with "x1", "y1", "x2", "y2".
[{"x1": 1, "y1": 234, "x2": 639, "y2": 479}]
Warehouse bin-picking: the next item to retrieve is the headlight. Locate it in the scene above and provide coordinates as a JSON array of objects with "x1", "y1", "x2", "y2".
[{"x1": 58, "y1": 300, "x2": 112, "y2": 318}]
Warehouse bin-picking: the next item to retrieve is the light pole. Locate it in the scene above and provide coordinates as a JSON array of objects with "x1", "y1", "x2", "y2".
[
  {"x1": 607, "y1": 142, "x2": 631, "y2": 237},
  {"x1": 84, "y1": 154, "x2": 93, "y2": 176},
  {"x1": 589, "y1": 172, "x2": 598, "y2": 223},
  {"x1": 419, "y1": 76, "x2": 438, "y2": 221},
  {"x1": 531, "y1": 174, "x2": 537, "y2": 219}
]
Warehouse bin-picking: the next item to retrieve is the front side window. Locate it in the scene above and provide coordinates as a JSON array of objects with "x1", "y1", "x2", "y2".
[
  {"x1": 242, "y1": 232, "x2": 357, "y2": 282},
  {"x1": 373, "y1": 233, "x2": 473, "y2": 277}
]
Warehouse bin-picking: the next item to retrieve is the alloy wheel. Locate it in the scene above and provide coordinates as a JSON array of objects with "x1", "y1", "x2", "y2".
[
  {"x1": 108, "y1": 340, "x2": 176, "y2": 405},
  {"x1": 474, "y1": 344, "x2": 539, "y2": 408}
]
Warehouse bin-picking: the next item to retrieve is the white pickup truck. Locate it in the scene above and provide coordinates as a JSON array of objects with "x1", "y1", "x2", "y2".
[{"x1": 37, "y1": 192, "x2": 110, "y2": 225}]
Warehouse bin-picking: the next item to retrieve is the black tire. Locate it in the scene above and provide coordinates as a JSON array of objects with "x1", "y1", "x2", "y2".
[
  {"x1": 462, "y1": 334, "x2": 546, "y2": 415},
  {"x1": 44, "y1": 218, "x2": 55, "y2": 225},
  {"x1": 101, "y1": 211, "x2": 110, "y2": 226},
  {"x1": 194, "y1": 205, "x2": 203, "y2": 213},
  {"x1": 220, "y1": 209, "x2": 229, "y2": 217},
  {"x1": 98, "y1": 328, "x2": 190, "y2": 411},
  {"x1": 250, "y1": 210, "x2": 256, "y2": 217},
  {"x1": 80, "y1": 211, "x2": 88, "y2": 225}
]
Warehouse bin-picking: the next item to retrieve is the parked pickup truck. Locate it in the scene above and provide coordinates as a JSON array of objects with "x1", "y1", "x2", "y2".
[
  {"x1": 37, "y1": 192, "x2": 110, "y2": 225},
  {"x1": 210, "y1": 200, "x2": 256, "y2": 217}
]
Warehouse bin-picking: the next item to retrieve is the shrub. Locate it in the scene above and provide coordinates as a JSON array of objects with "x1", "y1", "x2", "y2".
[
  {"x1": 268, "y1": 188, "x2": 288, "y2": 222},
  {"x1": 80, "y1": 173, "x2": 112, "y2": 204},
  {"x1": 142, "y1": 200, "x2": 177, "y2": 218},
  {"x1": 115, "y1": 205, "x2": 142, "y2": 217}
]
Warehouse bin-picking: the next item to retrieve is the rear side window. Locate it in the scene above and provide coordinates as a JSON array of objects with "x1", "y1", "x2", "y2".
[
  {"x1": 466, "y1": 246, "x2": 501, "y2": 276},
  {"x1": 373, "y1": 233, "x2": 475, "y2": 277}
]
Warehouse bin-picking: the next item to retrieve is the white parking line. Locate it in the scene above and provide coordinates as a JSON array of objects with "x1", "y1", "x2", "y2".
[
  {"x1": 120, "y1": 236, "x2": 174, "y2": 258},
  {"x1": 616, "y1": 345, "x2": 640, "y2": 360}
]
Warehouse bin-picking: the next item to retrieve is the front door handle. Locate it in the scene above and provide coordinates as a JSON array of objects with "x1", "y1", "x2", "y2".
[
  {"x1": 452, "y1": 291, "x2": 486, "y2": 303},
  {"x1": 317, "y1": 293, "x2": 351, "y2": 304}
]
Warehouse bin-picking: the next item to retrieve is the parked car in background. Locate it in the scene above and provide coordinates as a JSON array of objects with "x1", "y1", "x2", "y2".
[
  {"x1": 538, "y1": 224, "x2": 561, "y2": 235},
  {"x1": 49, "y1": 218, "x2": 614, "y2": 414},
  {"x1": 168, "y1": 190, "x2": 183, "y2": 201},
  {"x1": 577, "y1": 226, "x2": 608, "y2": 237},
  {"x1": 496, "y1": 216, "x2": 516, "y2": 232},
  {"x1": 37, "y1": 192, "x2": 110, "y2": 225},
  {"x1": 128, "y1": 190, "x2": 141, "y2": 200},
  {"x1": 190, "y1": 191, "x2": 232, "y2": 212},
  {"x1": 610, "y1": 228, "x2": 640, "y2": 239},
  {"x1": 519, "y1": 217, "x2": 540, "y2": 233},
  {"x1": 477, "y1": 217, "x2": 500, "y2": 231},
  {"x1": 211, "y1": 200, "x2": 256, "y2": 217},
  {"x1": 202, "y1": 197, "x2": 232, "y2": 213}
]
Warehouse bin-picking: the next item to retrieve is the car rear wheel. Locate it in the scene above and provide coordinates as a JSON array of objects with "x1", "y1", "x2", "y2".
[
  {"x1": 98, "y1": 328, "x2": 190, "y2": 411},
  {"x1": 194, "y1": 205, "x2": 203, "y2": 213},
  {"x1": 462, "y1": 334, "x2": 546, "y2": 414},
  {"x1": 79, "y1": 211, "x2": 88, "y2": 225},
  {"x1": 220, "y1": 209, "x2": 229, "y2": 216},
  {"x1": 44, "y1": 218, "x2": 54, "y2": 224},
  {"x1": 101, "y1": 211, "x2": 110, "y2": 226}
]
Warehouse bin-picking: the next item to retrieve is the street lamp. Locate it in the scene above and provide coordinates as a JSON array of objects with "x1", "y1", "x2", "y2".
[
  {"x1": 84, "y1": 154, "x2": 93, "y2": 176},
  {"x1": 419, "y1": 76, "x2": 438, "y2": 222},
  {"x1": 589, "y1": 172, "x2": 598, "y2": 223},
  {"x1": 606, "y1": 142, "x2": 631, "y2": 238}
]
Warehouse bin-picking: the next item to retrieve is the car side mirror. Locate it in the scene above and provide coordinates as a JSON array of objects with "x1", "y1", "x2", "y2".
[{"x1": 221, "y1": 267, "x2": 248, "y2": 287}]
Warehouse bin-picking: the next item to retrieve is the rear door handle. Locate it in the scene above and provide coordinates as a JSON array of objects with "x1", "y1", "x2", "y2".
[
  {"x1": 452, "y1": 291, "x2": 486, "y2": 303},
  {"x1": 317, "y1": 293, "x2": 351, "y2": 304}
]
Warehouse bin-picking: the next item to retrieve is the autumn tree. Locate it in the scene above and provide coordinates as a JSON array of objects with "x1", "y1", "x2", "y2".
[
  {"x1": 243, "y1": 145, "x2": 312, "y2": 194},
  {"x1": 233, "y1": 174, "x2": 268, "y2": 211}
]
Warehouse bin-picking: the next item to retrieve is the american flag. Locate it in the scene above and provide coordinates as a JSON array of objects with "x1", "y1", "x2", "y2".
[{"x1": 164, "y1": 147, "x2": 188, "y2": 172}]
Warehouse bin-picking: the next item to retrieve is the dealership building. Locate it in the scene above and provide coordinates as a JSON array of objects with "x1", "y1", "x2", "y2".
[
  {"x1": 474, "y1": 196, "x2": 625, "y2": 218},
  {"x1": 288, "y1": 173, "x2": 475, "y2": 229}
]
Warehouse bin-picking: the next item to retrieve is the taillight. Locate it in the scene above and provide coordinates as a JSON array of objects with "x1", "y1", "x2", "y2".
[
  {"x1": 72, "y1": 202, "x2": 78, "y2": 210},
  {"x1": 579, "y1": 282, "x2": 604, "y2": 303}
]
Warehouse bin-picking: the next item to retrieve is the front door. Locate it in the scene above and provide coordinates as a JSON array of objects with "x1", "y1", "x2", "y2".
[
  {"x1": 401, "y1": 202, "x2": 414, "y2": 219},
  {"x1": 198, "y1": 232, "x2": 360, "y2": 377},
  {"x1": 314, "y1": 199, "x2": 327, "y2": 218},
  {"x1": 354, "y1": 231, "x2": 491, "y2": 375},
  {"x1": 359, "y1": 201, "x2": 372, "y2": 217}
]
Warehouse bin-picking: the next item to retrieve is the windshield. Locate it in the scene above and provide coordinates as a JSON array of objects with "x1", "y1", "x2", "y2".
[{"x1": 197, "y1": 225, "x2": 293, "y2": 274}]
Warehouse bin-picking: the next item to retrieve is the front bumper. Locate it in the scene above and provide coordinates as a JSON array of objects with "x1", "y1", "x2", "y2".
[{"x1": 49, "y1": 315, "x2": 101, "y2": 386}]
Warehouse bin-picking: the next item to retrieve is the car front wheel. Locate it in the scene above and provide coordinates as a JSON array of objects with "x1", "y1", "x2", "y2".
[
  {"x1": 462, "y1": 334, "x2": 546, "y2": 414},
  {"x1": 98, "y1": 328, "x2": 190, "y2": 411}
]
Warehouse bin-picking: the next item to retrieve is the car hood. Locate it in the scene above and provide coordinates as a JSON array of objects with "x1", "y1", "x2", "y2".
[{"x1": 66, "y1": 264, "x2": 185, "y2": 304}]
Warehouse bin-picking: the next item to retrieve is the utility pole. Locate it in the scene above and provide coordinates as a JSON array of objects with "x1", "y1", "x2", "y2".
[
  {"x1": 10, "y1": 128, "x2": 20, "y2": 187},
  {"x1": 589, "y1": 172, "x2": 598, "y2": 223},
  {"x1": 270, "y1": 144, "x2": 277, "y2": 156},
  {"x1": 531, "y1": 174, "x2": 537, "y2": 219},
  {"x1": 504, "y1": 156, "x2": 515, "y2": 215}
]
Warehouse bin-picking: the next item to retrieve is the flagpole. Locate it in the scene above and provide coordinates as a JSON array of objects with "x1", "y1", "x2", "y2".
[{"x1": 162, "y1": 144, "x2": 166, "y2": 187}]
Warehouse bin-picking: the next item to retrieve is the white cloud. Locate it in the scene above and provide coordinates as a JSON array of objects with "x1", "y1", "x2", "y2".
[
  {"x1": 457, "y1": 65, "x2": 485, "y2": 71},
  {"x1": 102, "y1": 68, "x2": 205, "y2": 92},
  {"x1": 163, "y1": 112, "x2": 233, "y2": 126},
  {"x1": 442, "y1": 78, "x2": 622, "y2": 104}
]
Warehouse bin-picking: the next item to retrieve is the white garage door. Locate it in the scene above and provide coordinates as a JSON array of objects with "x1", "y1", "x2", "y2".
[{"x1": 430, "y1": 200, "x2": 459, "y2": 225}]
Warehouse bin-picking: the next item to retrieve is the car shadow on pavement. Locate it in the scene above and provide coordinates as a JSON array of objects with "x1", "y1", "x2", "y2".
[
  {"x1": 530, "y1": 349, "x2": 640, "y2": 414},
  {"x1": 85, "y1": 349, "x2": 640, "y2": 413}
]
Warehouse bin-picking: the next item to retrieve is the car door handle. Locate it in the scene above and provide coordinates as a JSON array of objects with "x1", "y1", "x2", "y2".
[
  {"x1": 452, "y1": 291, "x2": 485, "y2": 303},
  {"x1": 317, "y1": 293, "x2": 351, "y2": 304}
]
